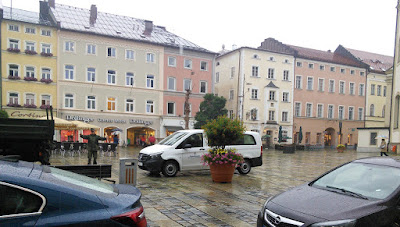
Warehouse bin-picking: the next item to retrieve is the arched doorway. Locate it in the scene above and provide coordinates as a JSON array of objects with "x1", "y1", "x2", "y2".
[
  {"x1": 324, "y1": 127, "x2": 335, "y2": 147},
  {"x1": 127, "y1": 126, "x2": 155, "y2": 147},
  {"x1": 104, "y1": 126, "x2": 121, "y2": 143}
]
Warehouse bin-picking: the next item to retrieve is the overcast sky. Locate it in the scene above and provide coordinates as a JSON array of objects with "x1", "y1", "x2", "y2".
[{"x1": 3, "y1": 0, "x2": 398, "y2": 56}]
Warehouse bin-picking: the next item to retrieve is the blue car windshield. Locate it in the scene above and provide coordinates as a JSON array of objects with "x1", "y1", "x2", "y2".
[
  {"x1": 312, "y1": 162, "x2": 400, "y2": 200},
  {"x1": 158, "y1": 132, "x2": 188, "y2": 145}
]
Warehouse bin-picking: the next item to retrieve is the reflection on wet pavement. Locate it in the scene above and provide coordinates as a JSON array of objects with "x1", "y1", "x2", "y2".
[{"x1": 50, "y1": 146, "x2": 390, "y2": 226}]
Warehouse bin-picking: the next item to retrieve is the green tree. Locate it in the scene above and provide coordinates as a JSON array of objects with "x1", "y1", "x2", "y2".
[
  {"x1": 0, "y1": 110, "x2": 9, "y2": 118},
  {"x1": 194, "y1": 93, "x2": 227, "y2": 129}
]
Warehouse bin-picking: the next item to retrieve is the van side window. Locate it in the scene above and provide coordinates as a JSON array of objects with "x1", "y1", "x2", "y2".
[
  {"x1": 177, "y1": 133, "x2": 203, "y2": 148},
  {"x1": 231, "y1": 134, "x2": 256, "y2": 145}
]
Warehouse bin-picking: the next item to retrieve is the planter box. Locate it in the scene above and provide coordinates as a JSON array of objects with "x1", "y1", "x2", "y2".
[{"x1": 283, "y1": 145, "x2": 295, "y2": 154}]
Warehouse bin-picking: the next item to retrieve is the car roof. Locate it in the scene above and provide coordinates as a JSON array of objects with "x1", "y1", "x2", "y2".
[
  {"x1": 353, "y1": 157, "x2": 400, "y2": 168},
  {"x1": 0, "y1": 159, "x2": 35, "y2": 178}
]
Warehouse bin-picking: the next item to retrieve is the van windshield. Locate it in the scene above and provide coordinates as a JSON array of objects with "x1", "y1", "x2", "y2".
[{"x1": 158, "y1": 132, "x2": 188, "y2": 145}]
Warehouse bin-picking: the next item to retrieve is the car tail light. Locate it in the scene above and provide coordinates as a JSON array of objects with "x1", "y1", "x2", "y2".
[
  {"x1": 261, "y1": 146, "x2": 263, "y2": 156},
  {"x1": 111, "y1": 206, "x2": 147, "y2": 227}
]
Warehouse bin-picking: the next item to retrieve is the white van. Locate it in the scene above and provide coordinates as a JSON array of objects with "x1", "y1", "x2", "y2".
[{"x1": 138, "y1": 129, "x2": 263, "y2": 177}]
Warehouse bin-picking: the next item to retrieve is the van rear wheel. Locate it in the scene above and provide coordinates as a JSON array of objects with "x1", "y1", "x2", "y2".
[
  {"x1": 162, "y1": 161, "x2": 178, "y2": 177},
  {"x1": 238, "y1": 159, "x2": 251, "y2": 174}
]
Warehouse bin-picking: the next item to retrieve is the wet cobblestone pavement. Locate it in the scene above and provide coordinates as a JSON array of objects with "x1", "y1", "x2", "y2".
[{"x1": 49, "y1": 147, "x2": 397, "y2": 226}]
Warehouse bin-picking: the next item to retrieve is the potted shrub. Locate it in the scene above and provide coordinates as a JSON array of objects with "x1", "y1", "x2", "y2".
[
  {"x1": 8, "y1": 75, "x2": 21, "y2": 80},
  {"x1": 23, "y1": 104, "x2": 37, "y2": 108},
  {"x1": 40, "y1": 52, "x2": 53, "y2": 57},
  {"x1": 7, "y1": 103, "x2": 21, "y2": 107},
  {"x1": 24, "y1": 49, "x2": 37, "y2": 55},
  {"x1": 201, "y1": 115, "x2": 245, "y2": 183},
  {"x1": 24, "y1": 77, "x2": 38, "y2": 81},
  {"x1": 337, "y1": 144, "x2": 345, "y2": 153},
  {"x1": 7, "y1": 47, "x2": 20, "y2": 53}
]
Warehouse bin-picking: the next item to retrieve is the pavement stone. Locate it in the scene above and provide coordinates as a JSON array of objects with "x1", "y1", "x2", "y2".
[{"x1": 50, "y1": 146, "x2": 397, "y2": 226}]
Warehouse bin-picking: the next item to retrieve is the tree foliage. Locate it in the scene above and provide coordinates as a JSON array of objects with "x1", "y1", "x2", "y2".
[
  {"x1": 0, "y1": 110, "x2": 9, "y2": 118},
  {"x1": 194, "y1": 94, "x2": 228, "y2": 129},
  {"x1": 202, "y1": 115, "x2": 245, "y2": 149}
]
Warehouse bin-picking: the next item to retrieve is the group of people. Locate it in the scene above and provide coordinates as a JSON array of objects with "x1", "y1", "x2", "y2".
[{"x1": 136, "y1": 135, "x2": 156, "y2": 147}]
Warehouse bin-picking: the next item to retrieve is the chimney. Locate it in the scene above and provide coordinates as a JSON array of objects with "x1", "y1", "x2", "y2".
[
  {"x1": 48, "y1": 0, "x2": 55, "y2": 8},
  {"x1": 89, "y1": 4, "x2": 97, "y2": 26},
  {"x1": 39, "y1": 1, "x2": 49, "y2": 20},
  {"x1": 143, "y1": 20, "x2": 153, "y2": 36}
]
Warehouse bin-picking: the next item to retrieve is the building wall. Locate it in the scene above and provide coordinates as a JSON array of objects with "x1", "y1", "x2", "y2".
[
  {"x1": 293, "y1": 58, "x2": 366, "y2": 146},
  {"x1": 1, "y1": 20, "x2": 58, "y2": 118},
  {"x1": 357, "y1": 128, "x2": 389, "y2": 152},
  {"x1": 365, "y1": 72, "x2": 390, "y2": 127}
]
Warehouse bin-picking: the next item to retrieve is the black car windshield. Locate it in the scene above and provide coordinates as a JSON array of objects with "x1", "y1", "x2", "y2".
[
  {"x1": 312, "y1": 162, "x2": 400, "y2": 200},
  {"x1": 158, "y1": 132, "x2": 188, "y2": 145}
]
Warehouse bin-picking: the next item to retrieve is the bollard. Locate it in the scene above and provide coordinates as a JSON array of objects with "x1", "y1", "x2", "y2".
[{"x1": 119, "y1": 158, "x2": 138, "y2": 186}]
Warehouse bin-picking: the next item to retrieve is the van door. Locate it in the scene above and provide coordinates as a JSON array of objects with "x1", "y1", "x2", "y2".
[
  {"x1": 226, "y1": 133, "x2": 259, "y2": 158},
  {"x1": 179, "y1": 133, "x2": 206, "y2": 170}
]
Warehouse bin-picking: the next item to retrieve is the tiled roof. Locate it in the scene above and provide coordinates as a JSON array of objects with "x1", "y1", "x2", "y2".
[
  {"x1": 2, "y1": 6, "x2": 52, "y2": 26},
  {"x1": 51, "y1": 4, "x2": 213, "y2": 53},
  {"x1": 344, "y1": 48, "x2": 393, "y2": 73}
]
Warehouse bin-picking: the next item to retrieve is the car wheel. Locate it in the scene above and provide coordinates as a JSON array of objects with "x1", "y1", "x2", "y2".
[
  {"x1": 162, "y1": 161, "x2": 178, "y2": 177},
  {"x1": 238, "y1": 159, "x2": 251, "y2": 174}
]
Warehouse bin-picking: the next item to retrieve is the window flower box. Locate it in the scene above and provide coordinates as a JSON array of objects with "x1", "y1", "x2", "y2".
[
  {"x1": 40, "y1": 52, "x2": 53, "y2": 57},
  {"x1": 40, "y1": 78, "x2": 53, "y2": 84},
  {"x1": 7, "y1": 103, "x2": 21, "y2": 107},
  {"x1": 24, "y1": 104, "x2": 37, "y2": 108},
  {"x1": 7, "y1": 48, "x2": 21, "y2": 53},
  {"x1": 24, "y1": 77, "x2": 38, "y2": 81},
  {"x1": 24, "y1": 49, "x2": 37, "y2": 55},
  {"x1": 40, "y1": 104, "x2": 51, "y2": 109},
  {"x1": 8, "y1": 75, "x2": 21, "y2": 80}
]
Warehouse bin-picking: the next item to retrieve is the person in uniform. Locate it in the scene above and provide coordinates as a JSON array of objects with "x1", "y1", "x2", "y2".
[{"x1": 80, "y1": 128, "x2": 106, "y2": 164}]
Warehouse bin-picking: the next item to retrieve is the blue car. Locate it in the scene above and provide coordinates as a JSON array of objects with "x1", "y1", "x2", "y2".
[{"x1": 0, "y1": 158, "x2": 147, "y2": 226}]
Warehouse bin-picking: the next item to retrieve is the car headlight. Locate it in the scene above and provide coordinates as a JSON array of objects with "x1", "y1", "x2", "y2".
[
  {"x1": 311, "y1": 219, "x2": 356, "y2": 227},
  {"x1": 150, "y1": 152, "x2": 163, "y2": 159}
]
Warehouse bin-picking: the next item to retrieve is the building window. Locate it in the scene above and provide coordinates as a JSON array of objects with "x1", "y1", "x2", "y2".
[
  {"x1": 370, "y1": 132, "x2": 377, "y2": 145},
  {"x1": 107, "y1": 70, "x2": 116, "y2": 84},
  {"x1": 41, "y1": 95, "x2": 50, "y2": 106},
  {"x1": 25, "y1": 66, "x2": 35, "y2": 79},
  {"x1": 9, "y1": 64, "x2": 19, "y2": 77},
  {"x1": 168, "y1": 77, "x2": 176, "y2": 91},
  {"x1": 268, "y1": 68, "x2": 275, "y2": 79},
  {"x1": 126, "y1": 50, "x2": 134, "y2": 60},
  {"x1": 252, "y1": 66, "x2": 259, "y2": 77},
  {"x1": 126, "y1": 72, "x2": 134, "y2": 86},
  {"x1": 383, "y1": 86, "x2": 387, "y2": 97},
  {"x1": 296, "y1": 62, "x2": 302, "y2": 67},
  {"x1": 339, "y1": 81, "x2": 345, "y2": 94},
  {"x1": 168, "y1": 56, "x2": 176, "y2": 67},
  {"x1": 41, "y1": 29, "x2": 51, "y2": 36},
  {"x1": 229, "y1": 110, "x2": 234, "y2": 119},
  {"x1": 41, "y1": 43, "x2": 51, "y2": 54},
  {"x1": 349, "y1": 107, "x2": 354, "y2": 120},
  {"x1": 328, "y1": 105, "x2": 334, "y2": 119},
  {"x1": 358, "y1": 107, "x2": 364, "y2": 121},
  {"x1": 283, "y1": 70, "x2": 289, "y2": 81},
  {"x1": 87, "y1": 67, "x2": 96, "y2": 82},
  {"x1": 231, "y1": 67, "x2": 235, "y2": 78},
  {"x1": 25, "y1": 41, "x2": 35, "y2": 51},
  {"x1": 349, "y1": 82, "x2": 355, "y2": 95},
  {"x1": 308, "y1": 63, "x2": 314, "y2": 69},
  {"x1": 269, "y1": 91, "x2": 275, "y2": 101},
  {"x1": 370, "y1": 104, "x2": 375, "y2": 116},
  {"x1": 167, "y1": 102, "x2": 175, "y2": 115},
  {"x1": 360, "y1": 71, "x2": 365, "y2": 76},
  {"x1": 9, "y1": 39, "x2": 19, "y2": 49},
  {"x1": 184, "y1": 59, "x2": 192, "y2": 69},
  {"x1": 371, "y1": 84, "x2": 375, "y2": 95},
  {"x1": 251, "y1": 89, "x2": 258, "y2": 99},
  {"x1": 269, "y1": 110, "x2": 275, "y2": 121},
  {"x1": 146, "y1": 100, "x2": 154, "y2": 113},
  {"x1": 329, "y1": 80, "x2": 335, "y2": 93},
  {"x1": 282, "y1": 111, "x2": 288, "y2": 122},
  {"x1": 359, "y1": 84, "x2": 365, "y2": 96},
  {"x1": 9, "y1": 24, "x2": 19, "y2": 31},
  {"x1": 317, "y1": 104, "x2": 323, "y2": 118},
  {"x1": 307, "y1": 77, "x2": 313, "y2": 90},
  {"x1": 87, "y1": 44, "x2": 96, "y2": 55},
  {"x1": 340, "y1": 68, "x2": 345, "y2": 74},
  {"x1": 295, "y1": 75, "x2": 302, "y2": 89},
  {"x1": 87, "y1": 96, "x2": 96, "y2": 110},
  {"x1": 338, "y1": 106, "x2": 344, "y2": 120},
  {"x1": 108, "y1": 47, "x2": 116, "y2": 57},
  {"x1": 269, "y1": 56, "x2": 275, "y2": 61},
  {"x1": 216, "y1": 72, "x2": 220, "y2": 83},
  {"x1": 9, "y1": 92, "x2": 19, "y2": 105},
  {"x1": 65, "y1": 41, "x2": 75, "y2": 52},
  {"x1": 200, "y1": 61, "x2": 208, "y2": 71},
  {"x1": 25, "y1": 93, "x2": 35, "y2": 105},
  {"x1": 295, "y1": 102, "x2": 301, "y2": 117},
  {"x1": 350, "y1": 70, "x2": 355, "y2": 75},
  {"x1": 200, "y1": 81, "x2": 207, "y2": 93},
  {"x1": 41, "y1": 68, "x2": 51, "y2": 80},
  {"x1": 330, "y1": 66, "x2": 336, "y2": 72},
  {"x1": 250, "y1": 108, "x2": 258, "y2": 121},
  {"x1": 147, "y1": 75, "x2": 154, "y2": 88},
  {"x1": 184, "y1": 79, "x2": 191, "y2": 91},
  {"x1": 306, "y1": 103, "x2": 312, "y2": 117},
  {"x1": 107, "y1": 97, "x2": 116, "y2": 111},
  {"x1": 229, "y1": 90, "x2": 234, "y2": 100},
  {"x1": 318, "y1": 78, "x2": 324, "y2": 91},
  {"x1": 126, "y1": 99, "x2": 134, "y2": 112},
  {"x1": 282, "y1": 92, "x2": 289, "y2": 102},
  {"x1": 65, "y1": 94, "x2": 74, "y2": 108},
  {"x1": 65, "y1": 65, "x2": 74, "y2": 80},
  {"x1": 320, "y1": 65, "x2": 325, "y2": 70},
  {"x1": 146, "y1": 53, "x2": 155, "y2": 63},
  {"x1": 377, "y1": 85, "x2": 382, "y2": 96}
]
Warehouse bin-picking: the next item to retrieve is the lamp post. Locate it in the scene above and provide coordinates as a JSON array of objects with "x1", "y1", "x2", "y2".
[{"x1": 339, "y1": 121, "x2": 343, "y2": 144}]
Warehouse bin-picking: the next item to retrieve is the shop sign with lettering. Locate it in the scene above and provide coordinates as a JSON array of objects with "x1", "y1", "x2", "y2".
[
  {"x1": 7, "y1": 109, "x2": 56, "y2": 119},
  {"x1": 65, "y1": 115, "x2": 152, "y2": 126},
  {"x1": 66, "y1": 115, "x2": 94, "y2": 123}
]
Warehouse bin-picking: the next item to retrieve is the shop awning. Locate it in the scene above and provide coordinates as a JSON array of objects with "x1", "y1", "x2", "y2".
[
  {"x1": 71, "y1": 121, "x2": 100, "y2": 130},
  {"x1": 39, "y1": 116, "x2": 76, "y2": 130},
  {"x1": 165, "y1": 126, "x2": 184, "y2": 132}
]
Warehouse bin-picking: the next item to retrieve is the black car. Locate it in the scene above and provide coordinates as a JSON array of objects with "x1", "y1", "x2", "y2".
[{"x1": 257, "y1": 157, "x2": 400, "y2": 227}]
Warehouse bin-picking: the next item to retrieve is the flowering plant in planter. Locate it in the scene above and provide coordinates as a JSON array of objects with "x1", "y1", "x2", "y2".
[
  {"x1": 40, "y1": 52, "x2": 53, "y2": 57},
  {"x1": 40, "y1": 104, "x2": 51, "y2": 109},
  {"x1": 202, "y1": 148, "x2": 243, "y2": 166},
  {"x1": 24, "y1": 49, "x2": 37, "y2": 55},
  {"x1": 337, "y1": 144, "x2": 345, "y2": 149},
  {"x1": 7, "y1": 47, "x2": 20, "y2": 53},
  {"x1": 24, "y1": 104, "x2": 37, "y2": 108},
  {"x1": 7, "y1": 103, "x2": 21, "y2": 107},
  {"x1": 8, "y1": 75, "x2": 21, "y2": 80},
  {"x1": 40, "y1": 78, "x2": 53, "y2": 84},
  {"x1": 24, "y1": 77, "x2": 38, "y2": 81}
]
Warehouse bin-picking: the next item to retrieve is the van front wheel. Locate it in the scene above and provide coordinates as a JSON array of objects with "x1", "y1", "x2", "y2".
[
  {"x1": 162, "y1": 161, "x2": 178, "y2": 177},
  {"x1": 238, "y1": 159, "x2": 251, "y2": 174}
]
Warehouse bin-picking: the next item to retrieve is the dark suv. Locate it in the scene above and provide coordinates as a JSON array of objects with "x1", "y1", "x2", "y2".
[{"x1": 257, "y1": 157, "x2": 400, "y2": 227}]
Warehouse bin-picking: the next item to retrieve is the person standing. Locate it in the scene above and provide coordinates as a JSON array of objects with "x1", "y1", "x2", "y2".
[
  {"x1": 113, "y1": 134, "x2": 119, "y2": 145},
  {"x1": 80, "y1": 128, "x2": 106, "y2": 164},
  {"x1": 380, "y1": 139, "x2": 388, "y2": 156},
  {"x1": 149, "y1": 135, "x2": 156, "y2": 145}
]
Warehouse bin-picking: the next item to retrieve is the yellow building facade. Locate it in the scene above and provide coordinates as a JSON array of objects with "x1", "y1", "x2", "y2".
[{"x1": 1, "y1": 7, "x2": 57, "y2": 119}]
